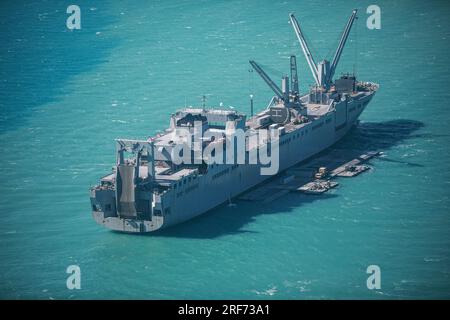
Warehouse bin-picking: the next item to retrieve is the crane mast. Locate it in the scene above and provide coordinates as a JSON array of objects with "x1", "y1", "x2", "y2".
[
  {"x1": 329, "y1": 9, "x2": 358, "y2": 84},
  {"x1": 290, "y1": 55, "x2": 299, "y2": 95},
  {"x1": 249, "y1": 60, "x2": 289, "y2": 103},
  {"x1": 289, "y1": 13, "x2": 319, "y2": 87}
]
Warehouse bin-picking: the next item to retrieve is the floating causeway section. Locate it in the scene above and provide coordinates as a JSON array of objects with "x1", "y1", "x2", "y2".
[{"x1": 239, "y1": 151, "x2": 382, "y2": 202}]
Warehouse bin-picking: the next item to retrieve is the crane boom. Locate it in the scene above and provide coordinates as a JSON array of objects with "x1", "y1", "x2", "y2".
[
  {"x1": 290, "y1": 55, "x2": 299, "y2": 94},
  {"x1": 249, "y1": 60, "x2": 284, "y2": 100},
  {"x1": 289, "y1": 13, "x2": 319, "y2": 86},
  {"x1": 329, "y1": 9, "x2": 358, "y2": 83}
]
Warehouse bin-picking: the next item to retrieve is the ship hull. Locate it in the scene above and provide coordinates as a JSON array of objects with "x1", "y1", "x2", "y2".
[{"x1": 92, "y1": 92, "x2": 375, "y2": 233}]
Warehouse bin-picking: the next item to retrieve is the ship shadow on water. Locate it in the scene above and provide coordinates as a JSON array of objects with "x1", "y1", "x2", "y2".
[
  {"x1": 148, "y1": 119, "x2": 425, "y2": 239},
  {"x1": 0, "y1": 10, "x2": 120, "y2": 134}
]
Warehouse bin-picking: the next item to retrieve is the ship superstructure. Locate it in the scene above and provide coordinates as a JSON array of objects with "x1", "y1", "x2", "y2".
[{"x1": 90, "y1": 9, "x2": 378, "y2": 232}]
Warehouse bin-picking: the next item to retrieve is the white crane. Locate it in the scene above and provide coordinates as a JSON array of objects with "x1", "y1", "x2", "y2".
[
  {"x1": 249, "y1": 60, "x2": 289, "y2": 103},
  {"x1": 289, "y1": 9, "x2": 358, "y2": 90}
]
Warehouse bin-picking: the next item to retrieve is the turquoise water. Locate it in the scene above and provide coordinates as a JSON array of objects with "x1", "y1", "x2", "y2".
[{"x1": 1, "y1": 0, "x2": 449, "y2": 299}]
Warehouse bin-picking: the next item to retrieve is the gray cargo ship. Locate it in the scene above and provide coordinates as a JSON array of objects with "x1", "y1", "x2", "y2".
[{"x1": 90, "y1": 9, "x2": 378, "y2": 232}]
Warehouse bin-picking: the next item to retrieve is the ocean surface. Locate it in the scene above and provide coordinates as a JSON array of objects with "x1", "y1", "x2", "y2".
[{"x1": 0, "y1": 0, "x2": 449, "y2": 299}]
